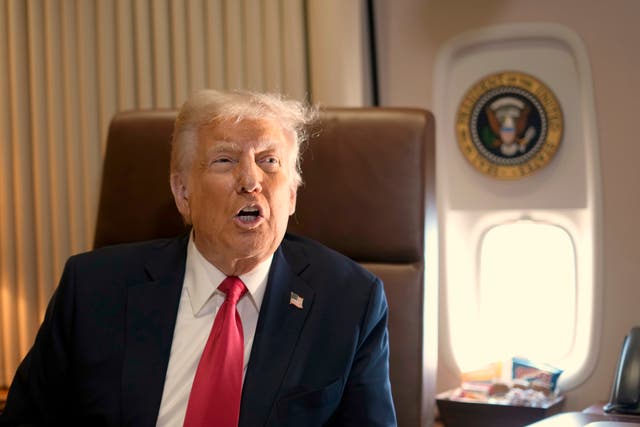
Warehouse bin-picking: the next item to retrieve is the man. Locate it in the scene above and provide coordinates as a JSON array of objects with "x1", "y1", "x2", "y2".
[{"x1": 1, "y1": 90, "x2": 397, "y2": 426}]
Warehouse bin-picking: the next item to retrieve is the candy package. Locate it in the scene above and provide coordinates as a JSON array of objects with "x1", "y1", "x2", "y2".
[{"x1": 511, "y1": 357, "x2": 563, "y2": 393}]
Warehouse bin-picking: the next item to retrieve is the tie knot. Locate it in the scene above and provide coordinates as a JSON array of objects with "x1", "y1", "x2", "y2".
[{"x1": 218, "y1": 276, "x2": 247, "y2": 304}]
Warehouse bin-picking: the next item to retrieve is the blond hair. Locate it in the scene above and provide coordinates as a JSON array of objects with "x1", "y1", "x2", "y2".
[{"x1": 170, "y1": 89, "x2": 317, "y2": 187}]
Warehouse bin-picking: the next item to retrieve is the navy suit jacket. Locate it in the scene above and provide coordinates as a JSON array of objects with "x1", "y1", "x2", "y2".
[{"x1": 1, "y1": 233, "x2": 397, "y2": 426}]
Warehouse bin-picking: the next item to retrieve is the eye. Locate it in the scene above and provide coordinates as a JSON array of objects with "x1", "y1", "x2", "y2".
[
  {"x1": 258, "y1": 155, "x2": 281, "y2": 171},
  {"x1": 206, "y1": 155, "x2": 236, "y2": 171},
  {"x1": 259, "y1": 155, "x2": 280, "y2": 165},
  {"x1": 213, "y1": 157, "x2": 233, "y2": 163}
]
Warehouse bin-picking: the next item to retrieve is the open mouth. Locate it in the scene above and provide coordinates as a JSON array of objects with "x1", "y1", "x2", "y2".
[{"x1": 235, "y1": 205, "x2": 262, "y2": 224}]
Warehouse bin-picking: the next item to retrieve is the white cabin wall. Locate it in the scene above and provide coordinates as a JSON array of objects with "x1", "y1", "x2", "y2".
[{"x1": 374, "y1": 0, "x2": 640, "y2": 412}]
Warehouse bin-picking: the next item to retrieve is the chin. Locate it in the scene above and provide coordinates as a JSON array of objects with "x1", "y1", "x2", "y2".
[
  {"x1": 233, "y1": 236, "x2": 271, "y2": 256},
  {"x1": 232, "y1": 226, "x2": 284, "y2": 252}
]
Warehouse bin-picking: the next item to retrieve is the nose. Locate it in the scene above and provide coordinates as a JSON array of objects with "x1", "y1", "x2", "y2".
[{"x1": 236, "y1": 160, "x2": 262, "y2": 194}]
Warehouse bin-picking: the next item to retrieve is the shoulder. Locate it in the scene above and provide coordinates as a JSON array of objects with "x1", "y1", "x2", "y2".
[
  {"x1": 71, "y1": 236, "x2": 183, "y2": 261},
  {"x1": 64, "y1": 234, "x2": 188, "y2": 282},
  {"x1": 282, "y1": 233, "x2": 376, "y2": 278},
  {"x1": 280, "y1": 233, "x2": 383, "y2": 300},
  {"x1": 49, "y1": 235, "x2": 188, "y2": 316}
]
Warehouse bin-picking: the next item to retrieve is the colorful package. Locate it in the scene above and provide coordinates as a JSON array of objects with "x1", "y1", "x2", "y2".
[{"x1": 511, "y1": 357, "x2": 563, "y2": 393}]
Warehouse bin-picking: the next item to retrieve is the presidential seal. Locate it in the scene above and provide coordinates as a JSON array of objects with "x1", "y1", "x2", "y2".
[{"x1": 456, "y1": 71, "x2": 563, "y2": 179}]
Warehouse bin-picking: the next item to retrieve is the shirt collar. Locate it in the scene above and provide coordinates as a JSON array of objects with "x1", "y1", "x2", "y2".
[{"x1": 184, "y1": 232, "x2": 272, "y2": 316}]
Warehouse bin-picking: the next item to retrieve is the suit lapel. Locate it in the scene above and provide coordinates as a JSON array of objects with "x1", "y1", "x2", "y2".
[
  {"x1": 239, "y1": 241, "x2": 315, "y2": 426},
  {"x1": 121, "y1": 236, "x2": 188, "y2": 427}
]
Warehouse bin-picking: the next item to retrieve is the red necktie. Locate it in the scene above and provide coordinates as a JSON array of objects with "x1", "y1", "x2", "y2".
[{"x1": 183, "y1": 276, "x2": 248, "y2": 427}]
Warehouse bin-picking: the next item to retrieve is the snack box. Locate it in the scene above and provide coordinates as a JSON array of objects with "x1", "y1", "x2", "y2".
[{"x1": 436, "y1": 390, "x2": 565, "y2": 427}]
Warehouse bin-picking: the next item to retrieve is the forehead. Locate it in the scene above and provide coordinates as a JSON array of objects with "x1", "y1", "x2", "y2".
[{"x1": 198, "y1": 117, "x2": 293, "y2": 150}]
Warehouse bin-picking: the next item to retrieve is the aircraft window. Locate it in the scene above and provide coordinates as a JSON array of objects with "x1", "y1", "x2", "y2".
[{"x1": 477, "y1": 221, "x2": 576, "y2": 363}]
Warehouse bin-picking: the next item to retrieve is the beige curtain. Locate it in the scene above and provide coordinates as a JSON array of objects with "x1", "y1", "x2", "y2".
[{"x1": 0, "y1": 0, "x2": 308, "y2": 388}]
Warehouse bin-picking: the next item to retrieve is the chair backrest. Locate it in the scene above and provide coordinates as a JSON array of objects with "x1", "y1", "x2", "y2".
[{"x1": 94, "y1": 108, "x2": 436, "y2": 426}]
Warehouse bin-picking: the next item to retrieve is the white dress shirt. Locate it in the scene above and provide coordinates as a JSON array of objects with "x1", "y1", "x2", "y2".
[{"x1": 155, "y1": 234, "x2": 271, "y2": 427}]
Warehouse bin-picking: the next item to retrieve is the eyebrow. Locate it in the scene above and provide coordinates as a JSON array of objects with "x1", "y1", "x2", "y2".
[
  {"x1": 205, "y1": 139, "x2": 281, "y2": 155},
  {"x1": 207, "y1": 140, "x2": 242, "y2": 154}
]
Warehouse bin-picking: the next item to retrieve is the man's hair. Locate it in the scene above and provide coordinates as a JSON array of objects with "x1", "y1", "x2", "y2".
[{"x1": 170, "y1": 89, "x2": 317, "y2": 187}]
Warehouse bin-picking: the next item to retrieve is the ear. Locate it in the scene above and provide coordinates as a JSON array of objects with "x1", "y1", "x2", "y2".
[
  {"x1": 170, "y1": 172, "x2": 191, "y2": 223},
  {"x1": 288, "y1": 184, "x2": 297, "y2": 216}
]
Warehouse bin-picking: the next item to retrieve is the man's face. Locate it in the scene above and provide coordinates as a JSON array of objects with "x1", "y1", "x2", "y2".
[{"x1": 171, "y1": 117, "x2": 298, "y2": 274}]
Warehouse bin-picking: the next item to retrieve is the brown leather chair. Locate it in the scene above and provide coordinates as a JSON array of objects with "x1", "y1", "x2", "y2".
[{"x1": 94, "y1": 108, "x2": 436, "y2": 426}]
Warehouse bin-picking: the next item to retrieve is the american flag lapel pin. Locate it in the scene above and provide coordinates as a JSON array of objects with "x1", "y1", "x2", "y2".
[{"x1": 289, "y1": 291, "x2": 304, "y2": 309}]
